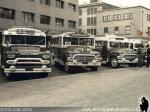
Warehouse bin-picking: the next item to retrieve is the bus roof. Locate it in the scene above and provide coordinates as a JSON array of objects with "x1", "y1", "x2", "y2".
[
  {"x1": 51, "y1": 32, "x2": 94, "y2": 38},
  {"x1": 3, "y1": 28, "x2": 46, "y2": 36},
  {"x1": 95, "y1": 35, "x2": 128, "y2": 42}
]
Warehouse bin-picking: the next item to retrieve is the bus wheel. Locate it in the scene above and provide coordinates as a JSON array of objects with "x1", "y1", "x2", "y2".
[
  {"x1": 65, "y1": 65, "x2": 71, "y2": 73},
  {"x1": 110, "y1": 58, "x2": 118, "y2": 68},
  {"x1": 90, "y1": 66, "x2": 98, "y2": 71}
]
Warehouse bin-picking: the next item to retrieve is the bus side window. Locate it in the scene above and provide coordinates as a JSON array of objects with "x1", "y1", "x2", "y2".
[
  {"x1": 130, "y1": 43, "x2": 133, "y2": 49},
  {"x1": 95, "y1": 41, "x2": 102, "y2": 48},
  {"x1": 103, "y1": 41, "x2": 108, "y2": 47}
]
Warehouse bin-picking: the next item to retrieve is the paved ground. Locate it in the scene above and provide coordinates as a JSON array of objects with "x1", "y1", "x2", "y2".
[{"x1": 0, "y1": 66, "x2": 149, "y2": 109}]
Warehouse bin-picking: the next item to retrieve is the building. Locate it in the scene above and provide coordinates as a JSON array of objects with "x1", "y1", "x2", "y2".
[
  {"x1": 78, "y1": 0, "x2": 118, "y2": 35},
  {"x1": 97, "y1": 6, "x2": 150, "y2": 38},
  {"x1": 0, "y1": 0, "x2": 78, "y2": 35}
]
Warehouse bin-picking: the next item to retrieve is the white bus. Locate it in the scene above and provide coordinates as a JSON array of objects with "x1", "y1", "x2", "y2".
[
  {"x1": 95, "y1": 35, "x2": 138, "y2": 68},
  {"x1": 50, "y1": 32, "x2": 101, "y2": 72},
  {"x1": 1, "y1": 27, "x2": 51, "y2": 78}
]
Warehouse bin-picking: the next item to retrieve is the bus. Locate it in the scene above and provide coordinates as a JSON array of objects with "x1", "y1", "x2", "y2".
[
  {"x1": 1, "y1": 27, "x2": 51, "y2": 78},
  {"x1": 50, "y1": 32, "x2": 101, "y2": 72},
  {"x1": 128, "y1": 39, "x2": 149, "y2": 50},
  {"x1": 94, "y1": 35, "x2": 138, "y2": 68}
]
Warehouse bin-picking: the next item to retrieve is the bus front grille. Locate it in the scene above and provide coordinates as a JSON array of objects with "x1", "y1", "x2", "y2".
[{"x1": 74, "y1": 55, "x2": 95, "y2": 62}]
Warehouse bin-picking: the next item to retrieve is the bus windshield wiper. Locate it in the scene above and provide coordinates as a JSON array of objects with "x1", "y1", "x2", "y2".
[{"x1": 33, "y1": 39, "x2": 45, "y2": 45}]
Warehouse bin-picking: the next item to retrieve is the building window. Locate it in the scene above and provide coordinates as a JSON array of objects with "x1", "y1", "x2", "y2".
[
  {"x1": 23, "y1": 12, "x2": 34, "y2": 23},
  {"x1": 40, "y1": 15, "x2": 50, "y2": 25},
  {"x1": 113, "y1": 15, "x2": 117, "y2": 20},
  {"x1": 117, "y1": 14, "x2": 121, "y2": 20},
  {"x1": 94, "y1": 8, "x2": 97, "y2": 14},
  {"x1": 87, "y1": 8, "x2": 90, "y2": 15},
  {"x1": 91, "y1": 8, "x2": 94, "y2": 14},
  {"x1": 125, "y1": 26, "x2": 131, "y2": 34},
  {"x1": 87, "y1": 29, "x2": 96, "y2": 35},
  {"x1": 103, "y1": 16, "x2": 110, "y2": 22},
  {"x1": 94, "y1": 29, "x2": 97, "y2": 35},
  {"x1": 87, "y1": 17, "x2": 96, "y2": 26},
  {"x1": 114, "y1": 27, "x2": 119, "y2": 34},
  {"x1": 104, "y1": 27, "x2": 108, "y2": 33},
  {"x1": 87, "y1": 8, "x2": 97, "y2": 15},
  {"x1": 94, "y1": 17, "x2": 97, "y2": 26},
  {"x1": 147, "y1": 27, "x2": 150, "y2": 35},
  {"x1": 0, "y1": 7, "x2": 15, "y2": 19},
  {"x1": 40, "y1": 0, "x2": 51, "y2": 5},
  {"x1": 79, "y1": 9, "x2": 82, "y2": 16},
  {"x1": 124, "y1": 13, "x2": 129, "y2": 19},
  {"x1": 68, "y1": 3, "x2": 76, "y2": 12},
  {"x1": 79, "y1": 19, "x2": 82, "y2": 26},
  {"x1": 56, "y1": 18, "x2": 64, "y2": 27},
  {"x1": 129, "y1": 13, "x2": 133, "y2": 19},
  {"x1": 147, "y1": 14, "x2": 150, "y2": 21},
  {"x1": 68, "y1": 20, "x2": 76, "y2": 29},
  {"x1": 56, "y1": 0, "x2": 64, "y2": 9},
  {"x1": 103, "y1": 16, "x2": 107, "y2": 22},
  {"x1": 87, "y1": 18, "x2": 90, "y2": 26}
]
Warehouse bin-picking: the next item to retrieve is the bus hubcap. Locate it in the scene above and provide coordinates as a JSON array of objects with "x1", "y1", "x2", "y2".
[
  {"x1": 111, "y1": 59, "x2": 118, "y2": 67},
  {"x1": 65, "y1": 65, "x2": 70, "y2": 72}
]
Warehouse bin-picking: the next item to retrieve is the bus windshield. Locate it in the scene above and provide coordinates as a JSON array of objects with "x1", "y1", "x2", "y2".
[
  {"x1": 63, "y1": 37, "x2": 94, "y2": 46},
  {"x1": 5, "y1": 35, "x2": 46, "y2": 46},
  {"x1": 110, "y1": 41, "x2": 129, "y2": 48}
]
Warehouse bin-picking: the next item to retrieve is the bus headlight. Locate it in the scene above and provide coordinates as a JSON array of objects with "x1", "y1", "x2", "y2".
[
  {"x1": 73, "y1": 60, "x2": 78, "y2": 64},
  {"x1": 42, "y1": 60, "x2": 50, "y2": 65},
  {"x1": 42, "y1": 53, "x2": 50, "y2": 59},
  {"x1": 7, "y1": 53, "x2": 16, "y2": 59},
  {"x1": 118, "y1": 53, "x2": 124, "y2": 57},
  {"x1": 95, "y1": 54, "x2": 100, "y2": 58},
  {"x1": 10, "y1": 66, "x2": 16, "y2": 72},
  {"x1": 69, "y1": 53, "x2": 74, "y2": 58}
]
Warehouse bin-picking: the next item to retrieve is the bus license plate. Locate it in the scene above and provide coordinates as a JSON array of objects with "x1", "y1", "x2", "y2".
[
  {"x1": 82, "y1": 62, "x2": 88, "y2": 64},
  {"x1": 26, "y1": 68, "x2": 33, "y2": 71}
]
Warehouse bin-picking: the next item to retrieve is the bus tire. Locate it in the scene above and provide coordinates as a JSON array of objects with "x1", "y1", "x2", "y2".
[
  {"x1": 110, "y1": 57, "x2": 118, "y2": 68},
  {"x1": 90, "y1": 66, "x2": 98, "y2": 71},
  {"x1": 65, "y1": 65, "x2": 71, "y2": 73}
]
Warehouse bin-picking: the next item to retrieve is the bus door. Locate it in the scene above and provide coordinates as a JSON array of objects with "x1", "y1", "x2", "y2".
[{"x1": 102, "y1": 41, "x2": 108, "y2": 61}]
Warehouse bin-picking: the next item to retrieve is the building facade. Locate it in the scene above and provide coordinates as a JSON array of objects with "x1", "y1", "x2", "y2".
[
  {"x1": 78, "y1": 1, "x2": 118, "y2": 35},
  {"x1": 97, "y1": 6, "x2": 150, "y2": 38},
  {"x1": 0, "y1": 0, "x2": 78, "y2": 35}
]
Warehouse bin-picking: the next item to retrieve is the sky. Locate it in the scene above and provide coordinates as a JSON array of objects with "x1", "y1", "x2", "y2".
[{"x1": 79, "y1": 0, "x2": 150, "y2": 9}]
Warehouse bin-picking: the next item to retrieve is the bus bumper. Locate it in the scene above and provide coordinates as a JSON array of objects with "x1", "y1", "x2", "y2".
[
  {"x1": 4, "y1": 66, "x2": 51, "y2": 73},
  {"x1": 66, "y1": 61, "x2": 101, "y2": 67},
  {"x1": 117, "y1": 58, "x2": 138, "y2": 64}
]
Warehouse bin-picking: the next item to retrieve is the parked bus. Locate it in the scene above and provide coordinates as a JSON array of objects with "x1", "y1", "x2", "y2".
[
  {"x1": 128, "y1": 39, "x2": 149, "y2": 50},
  {"x1": 1, "y1": 27, "x2": 51, "y2": 78},
  {"x1": 128, "y1": 39, "x2": 149, "y2": 65},
  {"x1": 50, "y1": 32, "x2": 101, "y2": 72},
  {"x1": 94, "y1": 35, "x2": 138, "y2": 68}
]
